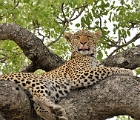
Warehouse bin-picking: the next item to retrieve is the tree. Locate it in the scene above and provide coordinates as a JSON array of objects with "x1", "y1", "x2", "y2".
[{"x1": 0, "y1": 0, "x2": 140, "y2": 120}]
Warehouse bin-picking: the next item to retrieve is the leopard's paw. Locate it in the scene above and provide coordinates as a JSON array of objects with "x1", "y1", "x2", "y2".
[{"x1": 52, "y1": 105, "x2": 66, "y2": 116}]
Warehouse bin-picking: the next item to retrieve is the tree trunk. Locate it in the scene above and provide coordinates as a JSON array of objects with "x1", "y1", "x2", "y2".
[{"x1": 0, "y1": 23, "x2": 140, "y2": 120}]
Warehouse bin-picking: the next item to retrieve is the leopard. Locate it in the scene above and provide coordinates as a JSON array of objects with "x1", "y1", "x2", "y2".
[{"x1": 0, "y1": 30, "x2": 133, "y2": 120}]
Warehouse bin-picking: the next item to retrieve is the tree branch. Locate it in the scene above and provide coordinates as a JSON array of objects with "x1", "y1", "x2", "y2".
[
  {"x1": 0, "y1": 23, "x2": 65, "y2": 72},
  {"x1": 59, "y1": 75, "x2": 140, "y2": 120},
  {"x1": 102, "y1": 45, "x2": 140, "y2": 69},
  {"x1": 47, "y1": 3, "x2": 87, "y2": 47},
  {"x1": 0, "y1": 75, "x2": 139, "y2": 120},
  {"x1": 108, "y1": 32, "x2": 140, "y2": 57},
  {"x1": 69, "y1": 3, "x2": 87, "y2": 22}
]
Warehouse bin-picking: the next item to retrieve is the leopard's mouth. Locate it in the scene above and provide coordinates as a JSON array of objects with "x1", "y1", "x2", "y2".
[
  {"x1": 78, "y1": 48, "x2": 90, "y2": 51},
  {"x1": 78, "y1": 45, "x2": 90, "y2": 51}
]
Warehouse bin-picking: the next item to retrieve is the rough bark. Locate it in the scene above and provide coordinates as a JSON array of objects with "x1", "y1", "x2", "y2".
[
  {"x1": 0, "y1": 23, "x2": 65, "y2": 72},
  {"x1": 0, "y1": 81, "x2": 41, "y2": 120},
  {"x1": 102, "y1": 45, "x2": 140, "y2": 69},
  {"x1": 0, "y1": 23, "x2": 140, "y2": 120},
  {"x1": 60, "y1": 75, "x2": 140, "y2": 120},
  {"x1": 0, "y1": 76, "x2": 139, "y2": 120}
]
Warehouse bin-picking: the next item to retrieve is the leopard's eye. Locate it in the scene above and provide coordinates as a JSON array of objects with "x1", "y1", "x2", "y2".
[
  {"x1": 75, "y1": 35, "x2": 80, "y2": 39},
  {"x1": 87, "y1": 35, "x2": 92, "y2": 38}
]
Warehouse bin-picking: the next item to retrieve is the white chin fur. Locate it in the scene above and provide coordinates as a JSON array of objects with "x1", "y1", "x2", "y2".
[{"x1": 79, "y1": 51, "x2": 90, "y2": 55}]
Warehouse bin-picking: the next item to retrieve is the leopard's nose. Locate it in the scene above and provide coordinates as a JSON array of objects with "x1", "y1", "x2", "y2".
[{"x1": 80, "y1": 41, "x2": 87, "y2": 45}]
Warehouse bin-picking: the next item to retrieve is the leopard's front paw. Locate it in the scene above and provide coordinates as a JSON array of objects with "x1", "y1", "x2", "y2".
[{"x1": 52, "y1": 105, "x2": 66, "y2": 116}]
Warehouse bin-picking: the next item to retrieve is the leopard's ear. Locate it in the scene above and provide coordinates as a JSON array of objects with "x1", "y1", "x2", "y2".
[
  {"x1": 94, "y1": 30, "x2": 102, "y2": 41},
  {"x1": 64, "y1": 32, "x2": 73, "y2": 42}
]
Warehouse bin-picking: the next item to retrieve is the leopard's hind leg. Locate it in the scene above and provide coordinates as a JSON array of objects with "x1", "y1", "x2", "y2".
[{"x1": 33, "y1": 95, "x2": 67, "y2": 120}]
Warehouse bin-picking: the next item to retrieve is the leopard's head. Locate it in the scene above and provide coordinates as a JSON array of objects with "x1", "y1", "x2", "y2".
[{"x1": 64, "y1": 30, "x2": 102, "y2": 57}]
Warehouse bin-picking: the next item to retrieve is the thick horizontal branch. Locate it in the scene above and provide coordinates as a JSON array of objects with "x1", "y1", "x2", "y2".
[
  {"x1": 0, "y1": 75, "x2": 139, "y2": 120},
  {"x1": 102, "y1": 45, "x2": 140, "y2": 70},
  {"x1": 59, "y1": 75, "x2": 140, "y2": 120},
  {"x1": 0, "y1": 23, "x2": 65, "y2": 72}
]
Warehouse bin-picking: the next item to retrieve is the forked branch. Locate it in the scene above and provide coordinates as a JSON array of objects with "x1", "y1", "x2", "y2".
[
  {"x1": 47, "y1": 3, "x2": 88, "y2": 47},
  {"x1": 108, "y1": 32, "x2": 140, "y2": 57}
]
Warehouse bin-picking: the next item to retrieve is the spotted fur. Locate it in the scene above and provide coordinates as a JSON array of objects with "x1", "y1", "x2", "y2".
[{"x1": 0, "y1": 30, "x2": 133, "y2": 120}]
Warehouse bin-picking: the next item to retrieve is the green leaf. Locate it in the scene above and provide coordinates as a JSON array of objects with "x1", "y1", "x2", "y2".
[
  {"x1": 127, "y1": 30, "x2": 131, "y2": 36},
  {"x1": 135, "y1": 68, "x2": 140, "y2": 75},
  {"x1": 97, "y1": 50, "x2": 103, "y2": 60},
  {"x1": 75, "y1": 23, "x2": 80, "y2": 27}
]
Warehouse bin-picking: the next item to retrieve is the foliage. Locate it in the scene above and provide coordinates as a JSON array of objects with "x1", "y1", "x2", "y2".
[
  {"x1": 0, "y1": 40, "x2": 30, "y2": 73},
  {"x1": 116, "y1": 116, "x2": 133, "y2": 120},
  {"x1": 49, "y1": 38, "x2": 71, "y2": 60},
  {"x1": 0, "y1": 0, "x2": 140, "y2": 74}
]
